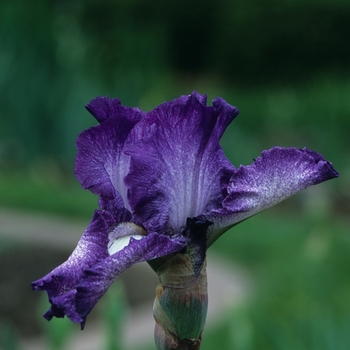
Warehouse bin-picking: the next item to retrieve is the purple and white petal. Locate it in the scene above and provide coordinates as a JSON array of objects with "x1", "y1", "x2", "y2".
[
  {"x1": 75, "y1": 97, "x2": 144, "y2": 217},
  {"x1": 108, "y1": 222, "x2": 147, "y2": 253},
  {"x1": 125, "y1": 92, "x2": 239, "y2": 234},
  {"x1": 57, "y1": 232, "x2": 187, "y2": 327},
  {"x1": 33, "y1": 214, "x2": 186, "y2": 327},
  {"x1": 31, "y1": 210, "x2": 115, "y2": 321},
  {"x1": 206, "y1": 147, "x2": 339, "y2": 246}
]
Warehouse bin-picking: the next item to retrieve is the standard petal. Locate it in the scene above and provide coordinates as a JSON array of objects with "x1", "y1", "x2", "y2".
[
  {"x1": 125, "y1": 92, "x2": 239, "y2": 234},
  {"x1": 206, "y1": 147, "x2": 339, "y2": 246},
  {"x1": 85, "y1": 96, "x2": 122, "y2": 123},
  {"x1": 31, "y1": 210, "x2": 115, "y2": 322},
  {"x1": 63, "y1": 233, "x2": 187, "y2": 327},
  {"x1": 75, "y1": 97, "x2": 144, "y2": 218}
]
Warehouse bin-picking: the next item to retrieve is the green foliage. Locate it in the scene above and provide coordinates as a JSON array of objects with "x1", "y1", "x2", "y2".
[
  {"x1": 100, "y1": 282, "x2": 127, "y2": 350},
  {"x1": 207, "y1": 209, "x2": 350, "y2": 350},
  {"x1": 1, "y1": 0, "x2": 350, "y2": 170},
  {"x1": 0, "y1": 320, "x2": 22, "y2": 350},
  {"x1": 209, "y1": 1, "x2": 350, "y2": 84},
  {"x1": 200, "y1": 309, "x2": 350, "y2": 350},
  {"x1": 38, "y1": 294, "x2": 74, "y2": 350},
  {"x1": 0, "y1": 170, "x2": 96, "y2": 218},
  {"x1": 34, "y1": 281, "x2": 128, "y2": 350}
]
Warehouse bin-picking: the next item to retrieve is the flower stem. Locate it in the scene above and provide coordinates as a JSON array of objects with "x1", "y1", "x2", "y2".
[
  {"x1": 152, "y1": 254, "x2": 208, "y2": 350},
  {"x1": 176, "y1": 334, "x2": 202, "y2": 349}
]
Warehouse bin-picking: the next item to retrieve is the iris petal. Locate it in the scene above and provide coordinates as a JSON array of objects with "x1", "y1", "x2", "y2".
[
  {"x1": 72, "y1": 232, "x2": 186, "y2": 327},
  {"x1": 32, "y1": 211, "x2": 186, "y2": 327},
  {"x1": 125, "y1": 92, "x2": 239, "y2": 234},
  {"x1": 75, "y1": 97, "x2": 144, "y2": 220},
  {"x1": 85, "y1": 96, "x2": 122, "y2": 123},
  {"x1": 31, "y1": 210, "x2": 115, "y2": 322},
  {"x1": 206, "y1": 147, "x2": 339, "y2": 246},
  {"x1": 32, "y1": 93, "x2": 339, "y2": 332}
]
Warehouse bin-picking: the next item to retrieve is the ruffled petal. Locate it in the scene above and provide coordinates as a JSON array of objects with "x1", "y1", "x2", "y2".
[
  {"x1": 31, "y1": 210, "x2": 115, "y2": 322},
  {"x1": 85, "y1": 96, "x2": 122, "y2": 123},
  {"x1": 72, "y1": 232, "x2": 186, "y2": 327},
  {"x1": 125, "y1": 92, "x2": 239, "y2": 234},
  {"x1": 206, "y1": 147, "x2": 339, "y2": 246},
  {"x1": 32, "y1": 210, "x2": 186, "y2": 328},
  {"x1": 75, "y1": 97, "x2": 144, "y2": 219}
]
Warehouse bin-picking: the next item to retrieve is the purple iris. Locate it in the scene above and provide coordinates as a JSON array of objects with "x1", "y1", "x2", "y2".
[{"x1": 32, "y1": 92, "x2": 338, "y2": 329}]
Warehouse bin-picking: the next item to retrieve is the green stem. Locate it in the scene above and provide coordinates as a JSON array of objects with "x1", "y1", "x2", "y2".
[{"x1": 152, "y1": 254, "x2": 208, "y2": 350}]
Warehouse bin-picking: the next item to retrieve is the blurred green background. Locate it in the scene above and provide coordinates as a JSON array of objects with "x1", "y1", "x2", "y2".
[{"x1": 0, "y1": 0, "x2": 349, "y2": 349}]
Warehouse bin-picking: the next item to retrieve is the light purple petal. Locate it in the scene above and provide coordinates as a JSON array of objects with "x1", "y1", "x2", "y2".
[
  {"x1": 75, "y1": 97, "x2": 144, "y2": 219},
  {"x1": 31, "y1": 210, "x2": 115, "y2": 322},
  {"x1": 125, "y1": 92, "x2": 239, "y2": 234},
  {"x1": 206, "y1": 147, "x2": 339, "y2": 246}
]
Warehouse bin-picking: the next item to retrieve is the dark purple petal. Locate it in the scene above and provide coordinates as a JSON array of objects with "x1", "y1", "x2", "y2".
[
  {"x1": 125, "y1": 92, "x2": 239, "y2": 234},
  {"x1": 75, "y1": 97, "x2": 144, "y2": 218},
  {"x1": 32, "y1": 209, "x2": 186, "y2": 327},
  {"x1": 85, "y1": 96, "x2": 121, "y2": 123},
  {"x1": 43, "y1": 233, "x2": 186, "y2": 328},
  {"x1": 206, "y1": 147, "x2": 339, "y2": 246},
  {"x1": 31, "y1": 210, "x2": 115, "y2": 322}
]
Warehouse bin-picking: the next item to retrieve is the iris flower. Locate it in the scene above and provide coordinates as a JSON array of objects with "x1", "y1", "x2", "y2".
[{"x1": 32, "y1": 92, "x2": 338, "y2": 349}]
